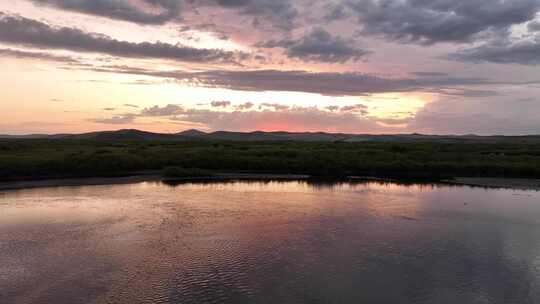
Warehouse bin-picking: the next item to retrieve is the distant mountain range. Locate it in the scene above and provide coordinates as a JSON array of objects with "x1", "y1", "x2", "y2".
[{"x1": 2, "y1": 129, "x2": 540, "y2": 143}]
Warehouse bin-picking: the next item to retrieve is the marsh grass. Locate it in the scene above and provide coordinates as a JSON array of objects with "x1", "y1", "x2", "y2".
[{"x1": 1, "y1": 139, "x2": 540, "y2": 180}]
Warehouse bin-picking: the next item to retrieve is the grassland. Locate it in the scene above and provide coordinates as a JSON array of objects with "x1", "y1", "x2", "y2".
[{"x1": 1, "y1": 139, "x2": 540, "y2": 181}]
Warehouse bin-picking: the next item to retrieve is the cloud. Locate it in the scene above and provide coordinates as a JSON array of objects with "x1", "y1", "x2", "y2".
[
  {"x1": 29, "y1": 0, "x2": 297, "y2": 30},
  {"x1": 90, "y1": 91, "x2": 540, "y2": 134},
  {"x1": 86, "y1": 65, "x2": 523, "y2": 96},
  {"x1": 103, "y1": 103, "x2": 392, "y2": 133},
  {"x1": 448, "y1": 37, "x2": 540, "y2": 65},
  {"x1": 324, "y1": 3, "x2": 350, "y2": 22},
  {"x1": 28, "y1": 0, "x2": 181, "y2": 24},
  {"x1": 211, "y1": 100, "x2": 231, "y2": 107},
  {"x1": 124, "y1": 103, "x2": 140, "y2": 108},
  {"x1": 347, "y1": 0, "x2": 540, "y2": 44},
  {"x1": 0, "y1": 12, "x2": 238, "y2": 63},
  {"x1": 235, "y1": 102, "x2": 254, "y2": 110},
  {"x1": 141, "y1": 104, "x2": 184, "y2": 116},
  {"x1": 90, "y1": 114, "x2": 136, "y2": 124},
  {"x1": 210, "y1": 0, "x2": 298, "y2": 30},
  {"x1": 185, "y1": 107, "x2": 386, "y2": 132},
  {"x1": 340, "y1": 104, "x2": 368, "y2": 114},
  {"x1": 409, "y1": 112, "x2": 540, "y2": 135},
  {"x1": 260, "y1": 103, "x2": 290, "y2": 110},
  {"x1": 411, "y1": 72, "x2": 449, "y2": 77},
  {"x1": 259, "y1": 27, "x2": 370, "y2": 63},
  {"x1": 529, "y1": 20, "x2": 540, "y2": 32},
  {"x1": 0, "y1": 47, "x2": 80, "y2": 63},
  {"x1": 518, "y1": 97, "x2": 538, "y2": 102},
  {"x1": 407, "y1": 93, "x2": 540, "y2": 135},
  {"x1": 103, "y1": 107, "x2": 116, "y2": 111}
]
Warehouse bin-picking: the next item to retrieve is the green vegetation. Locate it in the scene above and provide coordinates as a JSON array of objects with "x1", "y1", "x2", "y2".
[{"x1": 1, "y1": 139, "x2": 540, "y2": 180}]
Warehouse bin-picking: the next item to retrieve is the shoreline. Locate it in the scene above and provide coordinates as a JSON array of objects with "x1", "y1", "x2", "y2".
[
  {"x1": 443, "y1": 177, "x2": 540, "y2": 191},
  {"x1": 1, "y1": 173, "x2": 540, "y2": 192},
  {"x1": 0, "y1": 173, "x2": 311, "y2": 191}
]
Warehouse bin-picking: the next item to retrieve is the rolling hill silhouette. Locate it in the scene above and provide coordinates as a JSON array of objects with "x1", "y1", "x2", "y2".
[{"x1": 2, "y1": 129, "x2": 540, "y2": 143}]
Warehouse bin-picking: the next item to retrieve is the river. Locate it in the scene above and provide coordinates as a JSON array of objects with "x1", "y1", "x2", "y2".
[{"x1": 1, "y1": 180, "x2": 540, "y2": 303}]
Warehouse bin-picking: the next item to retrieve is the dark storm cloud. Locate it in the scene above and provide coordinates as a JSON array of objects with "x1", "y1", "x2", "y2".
[
  {"x1": 28, "y1": 0, "x2": 298, "y2": 29},
  {"x1": 0, "y1": 13, "x2": 238, "y2": 63},
  {"x1": 86, "y1": 65, "x2": 523, "y2": 96},
  {"x1": 209, "y1": 0, "x2": 298, "y2": 29},
  {"x1": 259, "y1": 28, "x2": 370, "y2": 63},
  {"x1": 324, "y1": 3, "x2": 350, "y2": 22},
  {"x1": 449, "y1": 38, "x2": 540, "y2": 65},
  {"x1": 28, "y1": 0, "x2": 181, "y2": 24},
  {"x1": 347, "y1": 0, "x2": 540, "y2": 44}
]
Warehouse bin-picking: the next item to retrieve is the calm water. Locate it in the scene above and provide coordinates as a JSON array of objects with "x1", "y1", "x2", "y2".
[{"x1": 2, "y1": 180, "x2": 540, "y2": 304}]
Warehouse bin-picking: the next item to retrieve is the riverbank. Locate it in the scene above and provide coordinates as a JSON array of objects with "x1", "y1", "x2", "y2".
[
  {"x1": 2, "y1": 173, "x2": 540, "y2": 192},
  {"x1": 0, "y1": 173, "x2": 311, "y2": 191},
  {"x1": 444, "y1": 177, "x2": 540, "y2": 191}
]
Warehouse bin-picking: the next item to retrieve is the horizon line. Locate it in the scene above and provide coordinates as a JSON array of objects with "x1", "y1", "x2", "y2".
[{"x1": 1, "y1": 128, "x2": 540, "y2": 137}]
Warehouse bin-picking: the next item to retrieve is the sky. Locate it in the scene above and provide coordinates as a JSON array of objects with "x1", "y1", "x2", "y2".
[{"x1": 1, "y1": 0, "x2": 540, "y2": 135}]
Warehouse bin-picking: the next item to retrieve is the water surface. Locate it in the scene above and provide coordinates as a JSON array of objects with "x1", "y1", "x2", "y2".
[{"x1": 2, "y1": 180, "x2": 540, "y2": 303}]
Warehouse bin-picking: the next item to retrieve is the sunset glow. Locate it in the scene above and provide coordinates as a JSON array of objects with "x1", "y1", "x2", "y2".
[{"x1": 1, "y1": 1, "x2": 540, "y2": 135}]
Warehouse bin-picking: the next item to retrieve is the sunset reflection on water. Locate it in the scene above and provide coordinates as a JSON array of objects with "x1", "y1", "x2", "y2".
[{"x1": 2, "y1": 180, "x2": 540, "y2": 303}]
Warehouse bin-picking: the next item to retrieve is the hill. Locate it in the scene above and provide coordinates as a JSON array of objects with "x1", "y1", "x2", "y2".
[{"x1": 2, "y1": 129, "x2": 540, "y2": 144}]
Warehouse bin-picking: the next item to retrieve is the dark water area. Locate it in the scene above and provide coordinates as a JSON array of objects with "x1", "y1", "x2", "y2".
[{"x1": 2, "y1": 180, "x2": 540, "y2": 303}]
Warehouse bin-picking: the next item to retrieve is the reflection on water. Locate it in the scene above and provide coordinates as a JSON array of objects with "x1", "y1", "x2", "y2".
[{"x1": 1, "y1": 180, "x2": 540, "y2": 303}]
